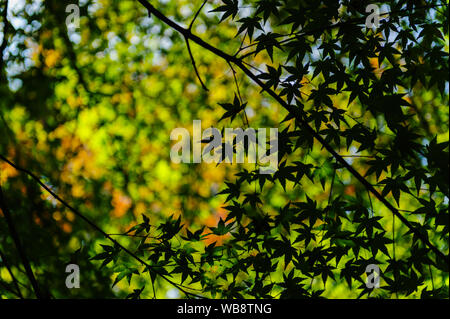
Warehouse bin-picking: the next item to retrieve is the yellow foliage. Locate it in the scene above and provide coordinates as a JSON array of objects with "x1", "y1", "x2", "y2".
[
  {"x1": 111, "y1": 189, "x2": 132, "y2": 218},
  {"x1": 44, "y1": 49, "x2": 61, "y2": 68}
]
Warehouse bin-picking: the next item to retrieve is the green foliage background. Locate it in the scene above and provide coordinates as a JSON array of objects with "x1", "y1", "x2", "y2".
[{"x1": 0, "y1": 0, "x2": 448, "y2": 299}]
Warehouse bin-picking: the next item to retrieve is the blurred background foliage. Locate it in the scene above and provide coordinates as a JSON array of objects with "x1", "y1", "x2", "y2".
[{"x1": 0, "y1": 0, "x2": 448, "y2": 299}]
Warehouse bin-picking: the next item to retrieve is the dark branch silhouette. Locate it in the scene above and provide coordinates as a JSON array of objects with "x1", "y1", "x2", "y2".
[
  {"x1": 0, "y1": 153, "x2": 205, "y2": 299},
  {"x1": 0, "y1": 184, "x2": 44, "y2": 299},
  {"x1": 136, "y1": 0, "x2": 448, "y2": 266}
]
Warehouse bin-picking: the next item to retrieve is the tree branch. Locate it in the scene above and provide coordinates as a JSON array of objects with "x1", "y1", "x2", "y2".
[
  {"x1": 136, "y1": 0, "x2": 448, "y2": 266},
  {"x1": 0, "y1": 153, "x2": 205, "y2": 299},
  {"x1": 0, "y1": 184, "x2": 44, "y2": 299},
  {"x1": 189, "y1": 0, "x2": 208, "y2": 31},
  {"x1": 0, "y1": 248, "x2": 24, "y2": 298},
  {"x1": 0, "y1": 0, "x2": 10, "y2": 83}
]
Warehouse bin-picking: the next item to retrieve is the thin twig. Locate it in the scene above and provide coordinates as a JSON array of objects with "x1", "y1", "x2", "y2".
[
  {"x1": 186, "y1": 0, "x2": 210, "y2": 91},
  {"x1": 0, "y1": 280, "x2": 22, "y2": 298},
  {"x1": 185, "y1": 37, "x2": 209, "y2": 91},
  {"x1": 228, "y1": 61, "x2": 249, "y2": 127},
  {"x1": 0, "y1": 184, "x2": 44, "y2": 299},
  {"x1": 236, "y1": 3, "x2": 447, "y2": 59},
  {"x1": 0, "y1": 248, "x2": 24, "y2": 298}
]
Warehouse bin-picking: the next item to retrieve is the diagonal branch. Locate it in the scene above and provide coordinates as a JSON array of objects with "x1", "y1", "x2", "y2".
[
  {"x1": 0, "y1": 153, "x2": 205, "y2": 299},
  {"x1": 236, "y1": 3, "x2": 448, "y2": 59},
  {"x1": 136, "y1": 0, "x2": 448, "y2": 266}
]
